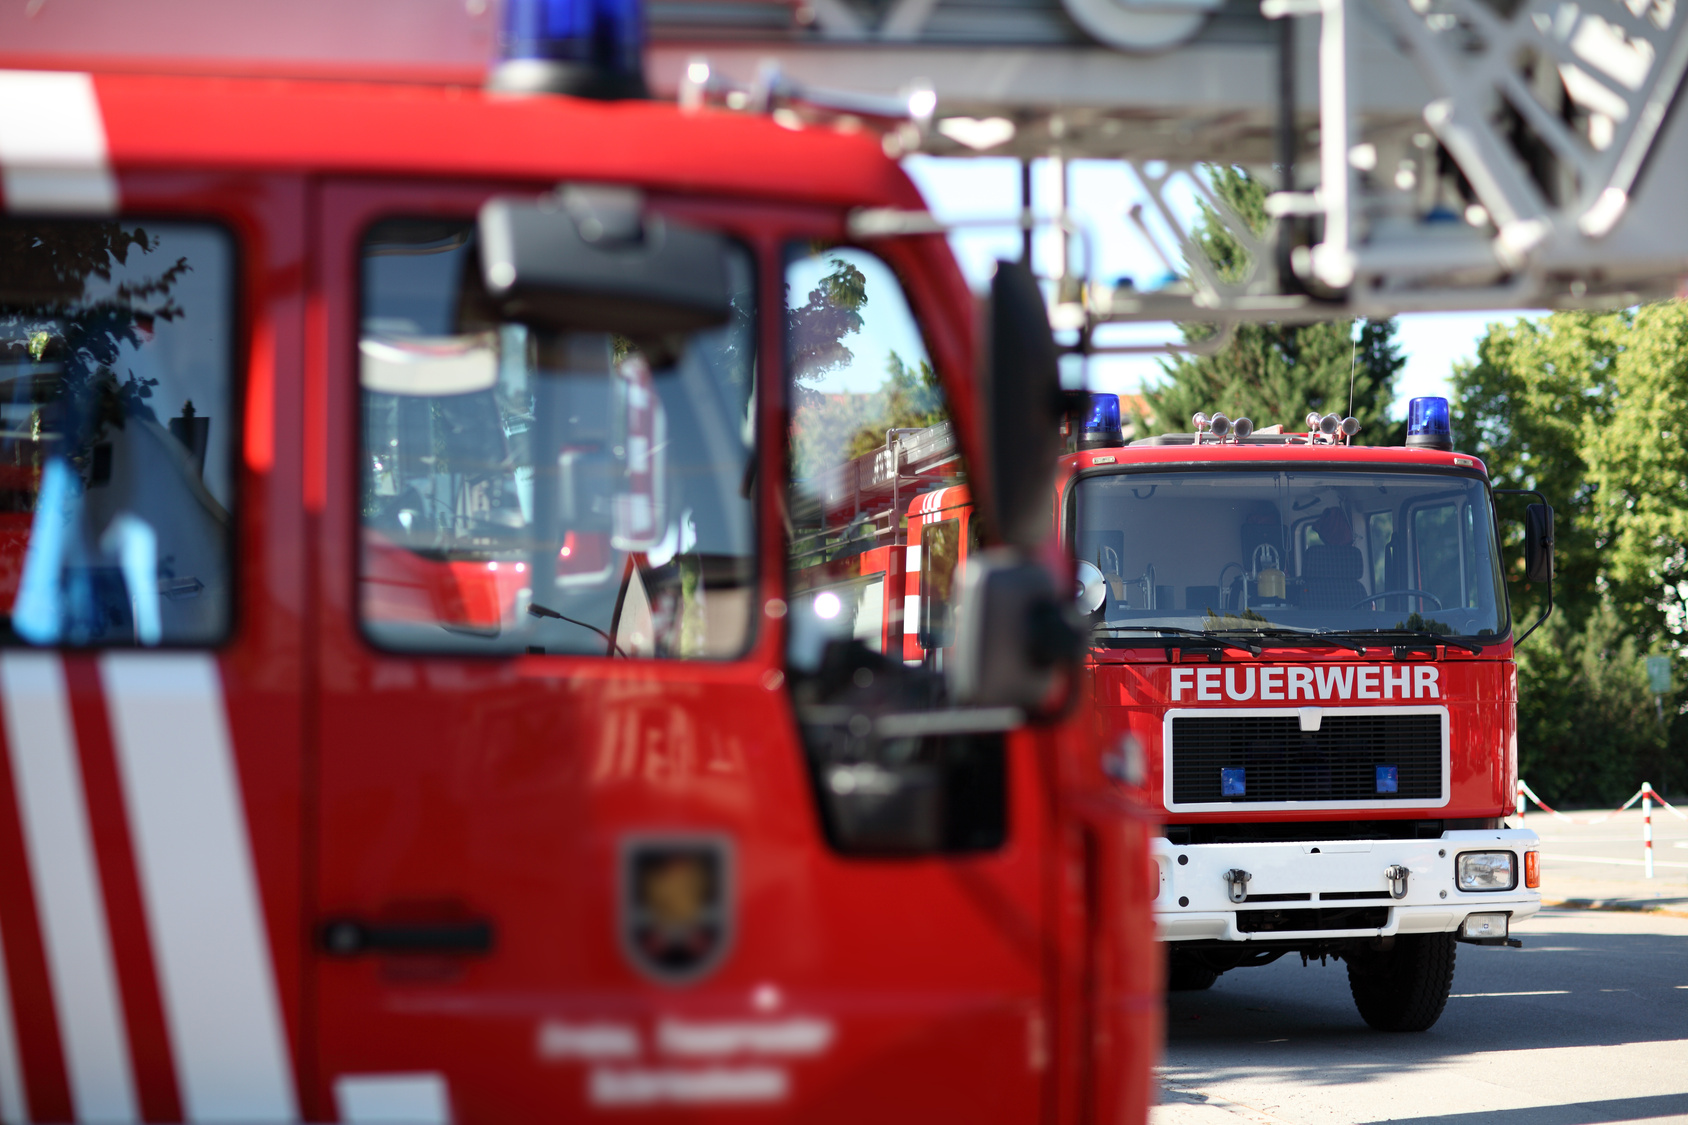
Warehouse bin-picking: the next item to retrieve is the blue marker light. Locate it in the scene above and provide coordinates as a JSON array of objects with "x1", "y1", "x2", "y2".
[
  {"x1": 1079, "y1": 392, "x2": 1125, "y2": 451},
  {"x1": 1221, "y1": 767, "x2": 1247, "y2": 797},
  {"x1": 1376, "y1": 765, "x2": 1399, "y2": 794},
  {"x1": 1406, "y1": 396, "x2": 1453, "y2": 451},
  {"x1": 489, "y1": 0, "x2": 648, "y2": 99}
]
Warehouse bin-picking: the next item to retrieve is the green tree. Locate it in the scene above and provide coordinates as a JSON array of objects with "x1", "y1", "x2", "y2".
[
  {"x1": 1138, "y1": 169, "x2": 1405, "y2": 440},
  {"x1": 1581, "y1": 301, "x2": 1688, "y2": 640},
  {"x1": 1449, "y1": 311, "x2": 1624, "y2": 632}
]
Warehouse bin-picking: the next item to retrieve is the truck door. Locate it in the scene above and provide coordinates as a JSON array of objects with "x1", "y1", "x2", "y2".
[{"x1": 308, "y1": 185, "x2": 1049, "y2": 1123}]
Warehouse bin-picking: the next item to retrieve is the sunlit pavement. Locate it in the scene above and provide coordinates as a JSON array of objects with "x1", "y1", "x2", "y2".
[
  {"x1": 1150, "y1": 906, "x2": 1688, "y2": 1124},
  {"x1": 1526, "y1": 807, "x2": 1688, "y2": 914}
]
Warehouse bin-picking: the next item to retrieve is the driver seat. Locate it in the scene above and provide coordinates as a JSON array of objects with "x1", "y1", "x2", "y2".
[{"x1": 1300, "y1": 544, "x2": 1365, "y2": 610}]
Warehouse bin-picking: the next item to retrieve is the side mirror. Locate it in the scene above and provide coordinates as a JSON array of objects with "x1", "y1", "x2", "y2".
[
  {"x1": 478, "y1": 185, "x2": 732, "y2": 335},
  {"x1": 978, "y1": 261, "x2": 1063, "y2": 550},
  {"x1": 1523, "y1": 503, "x2": 1554, "y2": 584},
  {"x1": 950, "y1": 548, "x2": 1082, "y2": 709}
]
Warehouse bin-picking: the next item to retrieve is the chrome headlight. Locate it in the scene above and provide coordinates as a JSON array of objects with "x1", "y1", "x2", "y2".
[{"x1": 1457, "y1": 851, "x2": 1517, "y2": 891}]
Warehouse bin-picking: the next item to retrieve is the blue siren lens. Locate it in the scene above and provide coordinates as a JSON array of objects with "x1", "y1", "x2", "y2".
[
  {"x1": 501, "y1": 0, "x2": 644, "y2": 73},
  {"x1": 1086, "y1": 392, "x2": 1122, "y2": 433},
  {"x1": 1407, "y1": 396, "x2": 1452, "y2": 440},
  {"x1": 1221, "y1": 767, "x2": 1246, "y2": 796},
  {"x1": 1376, "y1": 765, "x2": 1399, "y2": 794}
]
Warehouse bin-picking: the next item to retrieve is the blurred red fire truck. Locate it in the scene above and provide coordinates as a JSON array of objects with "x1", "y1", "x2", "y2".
[{"x1": 0, "y1": 1, "x2": 1159, "y2": 1122}]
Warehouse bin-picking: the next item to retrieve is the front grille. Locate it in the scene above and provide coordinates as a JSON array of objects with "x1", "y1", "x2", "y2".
[
  {"x1": 1171, "y1": 711, "x2": 1442, "y2": 805},
  {"x1": 1238, "y1": 906, "x2": 1390, "y2": 933}
]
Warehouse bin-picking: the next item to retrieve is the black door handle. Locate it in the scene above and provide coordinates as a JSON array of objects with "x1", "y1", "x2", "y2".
[{"x1": 319, "y1": 917, "x2": 494, "y2": 956}]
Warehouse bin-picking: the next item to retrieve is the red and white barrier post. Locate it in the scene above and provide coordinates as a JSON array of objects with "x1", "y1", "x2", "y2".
[{"x1": 1643, "y1": 781, "x2": 1654, "y2": 879}]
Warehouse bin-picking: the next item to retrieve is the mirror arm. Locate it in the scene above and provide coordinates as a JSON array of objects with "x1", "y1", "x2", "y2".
[{"x1": 1494, "y1": 488, "x2": 1553, "y2": 646}]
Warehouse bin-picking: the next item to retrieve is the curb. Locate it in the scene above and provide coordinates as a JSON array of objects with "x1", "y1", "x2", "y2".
[{"x1": 1541, "y1": 897, "x2": 1688, "y2": 919}]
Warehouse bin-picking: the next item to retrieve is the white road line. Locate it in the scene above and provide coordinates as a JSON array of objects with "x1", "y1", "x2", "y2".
[
  {"x1": 102, "y1": 654, "x2": 297, "y2": 1123},
  {"x1": 0, "y1": 652, "x2": 139, "y2": 1123},
  {"x1": 1546, "y1": 853, "x2": 1688, "y2": 870},
  {"x1": 0, "y1": 71, "x2": 118, "y2": 214},
  {"x1": 1450, "y1": 990, "x2": 1570, "y2": 998},
  {"x1": 0, "y1": 917, "x2": 29, "y2": 1125}
]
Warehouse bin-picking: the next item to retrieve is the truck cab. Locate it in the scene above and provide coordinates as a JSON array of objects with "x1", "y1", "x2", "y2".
[{"x1": 0, "y1": 20, "x2": 1159, "y2": 1124}]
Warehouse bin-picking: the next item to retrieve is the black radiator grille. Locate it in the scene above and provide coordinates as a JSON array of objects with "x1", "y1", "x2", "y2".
[{"x1": 1171, "y1": 712, "x2": 1442, "y2": 804}]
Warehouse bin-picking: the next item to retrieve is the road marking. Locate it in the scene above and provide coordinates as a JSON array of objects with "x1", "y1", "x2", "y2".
[
  {"x1": 1450, "y1": 990, "x2": 1570, "y2": 998},
  {"x1": 1545, "y1": 853, "x2": 1688, "y2": 869}
]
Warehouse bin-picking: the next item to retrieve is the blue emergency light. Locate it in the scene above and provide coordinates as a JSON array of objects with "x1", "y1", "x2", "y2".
[
  {"x1": 1079, "y1": 392, "x2": 1125, "y2": 451},
  {"x1": 489, "y1": 0, "x2": 648, "y2": 99},
  {"x1": 1406, "y1": 396, "x2": 1453, "y2": 451}
]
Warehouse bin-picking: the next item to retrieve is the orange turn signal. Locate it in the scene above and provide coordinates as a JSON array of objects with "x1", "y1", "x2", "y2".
[{"x1": 1524, "y1": 850, "x2": 1540, "y2": 889}]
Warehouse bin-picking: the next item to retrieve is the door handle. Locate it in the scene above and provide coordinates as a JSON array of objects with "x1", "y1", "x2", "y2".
[{"x1": 319, "y1": 917, "x2": 494, "y2": 956}]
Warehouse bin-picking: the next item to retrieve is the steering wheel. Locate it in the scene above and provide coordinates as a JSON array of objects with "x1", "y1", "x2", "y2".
[{"x1": 1351, "y1": 589, "x2": 1444, "y2": 610}]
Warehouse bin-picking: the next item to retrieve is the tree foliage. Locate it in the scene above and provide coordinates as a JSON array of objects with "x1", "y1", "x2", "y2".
[
  {"x1": 1139, "y1": 169, "x2": 1406, "y2": 440},
  {"x1": 1453, "y1": 306, "x2": 1688, "y2": 802}
]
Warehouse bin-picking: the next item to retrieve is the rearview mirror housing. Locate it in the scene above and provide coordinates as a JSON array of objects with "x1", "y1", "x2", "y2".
[
  {"x1": 1523, "y1": 503, "x2": 1554, "y2": 584},
  {"x1": 950, "y1": 548, "x2": 1082, "y2": 710},
  {"x1": 978, "y1": 261, "x2": 1063, "y2": 551},
  {"x1": 478, "y1": 186, "x2": 733, "y2": 336}
]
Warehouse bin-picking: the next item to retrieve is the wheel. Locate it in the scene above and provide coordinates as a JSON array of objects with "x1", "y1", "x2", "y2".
[
  {"x1": 1350, "y1": 589, "x2": 1444, "y2": 610},
  {"x1": 1168, "y1": 952, "x2": 1220, "y2": 991},
  {"x1": 1346, "y1": 933, "x2": 1457, "y2": 1031}
]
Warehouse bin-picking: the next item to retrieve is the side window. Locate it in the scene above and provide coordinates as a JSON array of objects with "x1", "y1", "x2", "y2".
[
  {"x1": 782, "y1": 244, "x2": 1003, "y2": 856},
  {"x1": 782, "y1": 245, "x2": 963, "y2": 674},
  {"x1": 0, "y1": 220, "x2": 235, "y2": 646},
  {"x1": 358, "y1": 219, "x2": 757, "y2": 658}
]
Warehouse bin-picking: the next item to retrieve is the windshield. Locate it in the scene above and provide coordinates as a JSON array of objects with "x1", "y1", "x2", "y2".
[
  {"x1": 358, "y1": 218, "x2": 757, "y2": 658},
  {"x1": 1071, "y1": 468, "x2": 1508, "y2": 643}
]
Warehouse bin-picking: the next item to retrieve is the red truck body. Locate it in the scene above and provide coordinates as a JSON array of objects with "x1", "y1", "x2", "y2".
[{"x1": 0, "y1": 60, "x2": 1159, "y2": 1125}]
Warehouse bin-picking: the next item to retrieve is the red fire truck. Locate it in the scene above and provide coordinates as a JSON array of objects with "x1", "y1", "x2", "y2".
[
  {"x1": 0, "y1": 5, "x2": 1160, "y2": 1123},
  {"x1": 1064, "y1": 394, "x2": 1548, "y2": 1032}
]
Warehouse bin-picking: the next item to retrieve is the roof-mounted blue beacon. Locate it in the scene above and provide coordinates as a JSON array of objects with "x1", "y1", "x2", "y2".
[
  {"x1": 1079, "y1": 392, "x2": 1124, "y2": 451},
  {"x1": 1406, "y1": 396, "x2": 1453, "y2": 451},
  {"x1": 489, "y1": 0, "x2": 649, "y2": 100}
]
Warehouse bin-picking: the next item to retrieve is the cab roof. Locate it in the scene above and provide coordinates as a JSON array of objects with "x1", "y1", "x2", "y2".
[
  {"x1": 1063, "y1": 442, "x2": 1490, "y2": 475},
  {"x1": 0, "y1": 68, "x2": 922, "y2": 211}
]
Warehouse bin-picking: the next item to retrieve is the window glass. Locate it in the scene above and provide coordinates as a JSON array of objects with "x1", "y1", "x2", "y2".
[
  {"x1": 1072, "y1": 470, "x2": 1507, "y2": 642},
  {"x1": 0, "y1": 220, "x2": 235, "y2": 646},
  {"x1": 358, "y1": 219, "x2": 756, "y2": 658},
  {"x1": 782, "y1": 245, "x2": 966, "y2": 673}
]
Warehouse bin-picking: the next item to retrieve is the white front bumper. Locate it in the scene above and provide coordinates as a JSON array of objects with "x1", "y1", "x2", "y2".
[{"x1": 1153, "y1": 829, "x2": 1541, "y2": 942}]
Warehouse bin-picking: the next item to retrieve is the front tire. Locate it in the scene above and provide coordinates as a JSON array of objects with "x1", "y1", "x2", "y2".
[{"x1": 1346, "y1": 932, "x2": 1456, "y2": 1031}]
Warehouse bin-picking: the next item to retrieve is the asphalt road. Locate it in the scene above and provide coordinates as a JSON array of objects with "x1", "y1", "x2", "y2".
[{"x1": 1151, "y1": 907, "x2": 1688, "y2": 1125}]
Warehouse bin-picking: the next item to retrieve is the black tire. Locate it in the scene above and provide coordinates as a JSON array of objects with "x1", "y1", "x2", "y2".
[
  {"x1": 1346, "y1": 932, "x2": 1457, "y2": 1032},
  {"x1": 1168, "y1": 953, "x2": 1220, "y2": 991}
]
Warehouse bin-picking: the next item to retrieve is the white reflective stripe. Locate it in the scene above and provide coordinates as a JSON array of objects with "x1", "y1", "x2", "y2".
[
  {"x1": 903, "y1": 595, "x2": 921, "y2": 634},
  {"x1": 905, "y1": 545, "x2": 921, "y2": 572},
  {"x1": 335, "y1": 1074, "x2": 453, "y2": 1125},
  {"x1": 0, "y1": 653, "x2": 138, "y2": 1124},
  {"x1": 101, "y1": 654, "x2": 297, "y2": 1124},
  {"x1": 0, "y1": 72, "x2": 118, "y2": 214},
  {"x1": 0, "y1": 917, "x2": 29, "y2": 1125}
]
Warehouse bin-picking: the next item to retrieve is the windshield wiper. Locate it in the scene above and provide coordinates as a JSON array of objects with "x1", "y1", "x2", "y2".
[
  {"x1": 1309, "y1": 628, "x2": 1486, "y2": 655},
  {"x1": 1211, "y1": 627, "x2": 1369, "y2": 656},
  {"x1": 529, "y1": 602, "x2": 626, "y2": 657},
  {"x1": 1092, "y1": 623, "x2": 1262, "y2": 655}
]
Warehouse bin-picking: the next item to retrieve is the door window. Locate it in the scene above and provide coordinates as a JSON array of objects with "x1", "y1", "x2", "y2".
[
  {"x1": 357, "y1": 218, "x2": 757, "y2": 658},
  {"x1": 0, "y1": 219, "x2": 236, "y2": 646}
]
